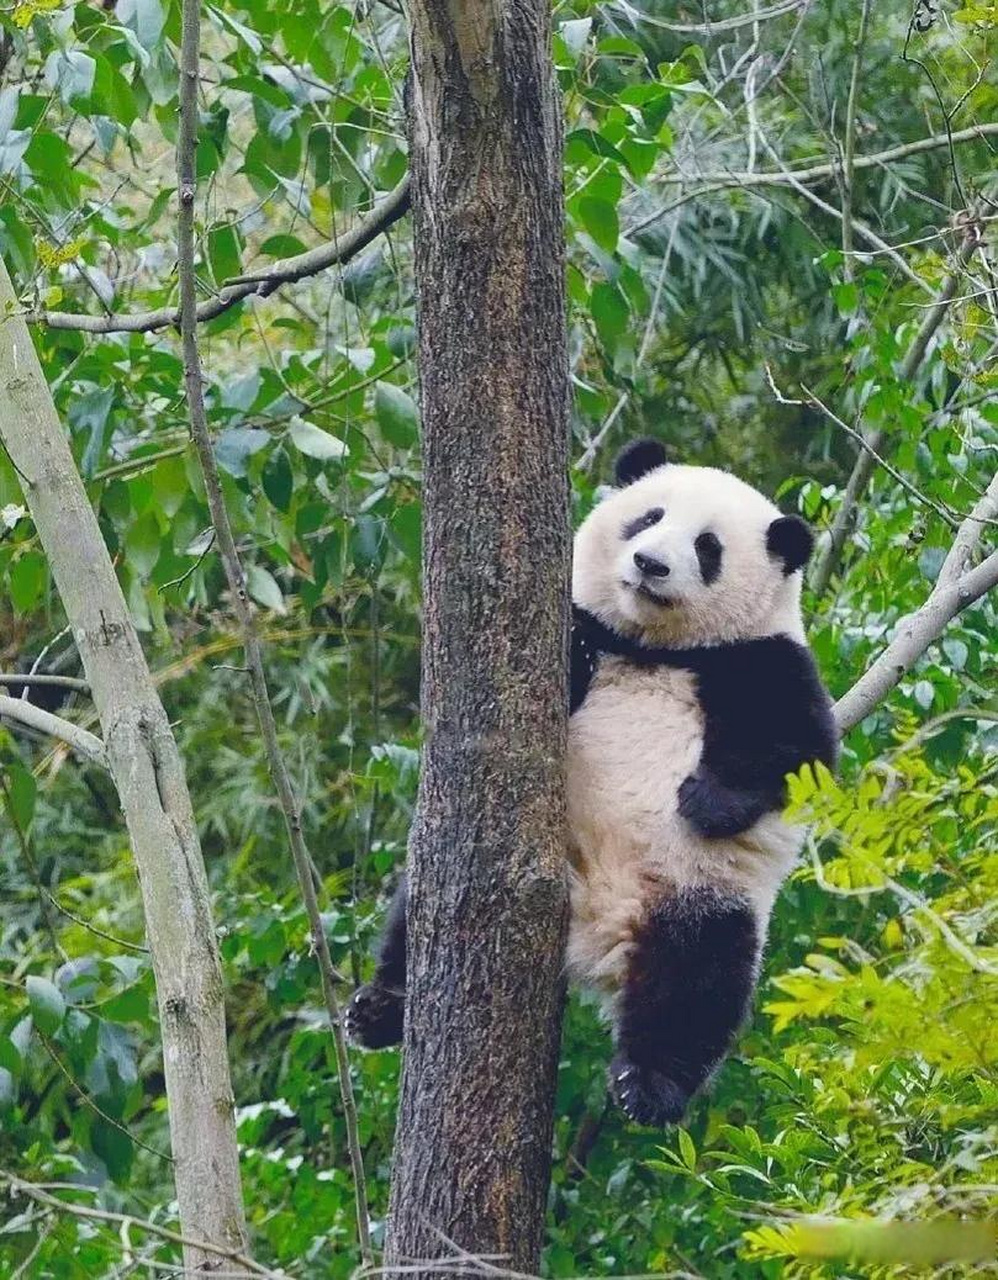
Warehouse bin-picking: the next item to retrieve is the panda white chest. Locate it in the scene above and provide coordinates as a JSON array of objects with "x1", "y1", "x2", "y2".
[{"x1": 567, "y1": 657, "x2": 702, "y2": 872}]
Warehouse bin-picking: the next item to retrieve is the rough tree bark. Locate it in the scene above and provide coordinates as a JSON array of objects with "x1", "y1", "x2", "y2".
[
  {"x1": 384, "y1": 3, "x2": 570, "y2": 1275},
  {"x1": 0, "y1": 263, "x2": 248, "y2": 1274}
]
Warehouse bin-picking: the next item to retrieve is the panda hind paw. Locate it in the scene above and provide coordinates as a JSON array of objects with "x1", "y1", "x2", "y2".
[
  {"x1": 344, "y1": 982, "x2": 404, "y2": 1050},
  {"x1": 608, "y1": 1054, "x2": 691, "y2": 1128}
]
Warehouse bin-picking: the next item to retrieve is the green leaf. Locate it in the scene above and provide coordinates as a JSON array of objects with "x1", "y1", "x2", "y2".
[
  {"x1": 207, "y1": 223, "x2": 242, "y2": 286},
  {"x1": 125, "y1": 512, "x2": 161, "y2": 578},
  {"x1": 288, "y1": 418, "x2": 348, "y2": 461},
  {"x1": 560, "y1": 17, "x2": 592, "y2": 57},
  {"x1": 913, "y1": 679, "x2": 935, "y2": 710},
  {"x1": 27, "y1": 975, "x2": 66, "y2": 1036},
  {"x1": 577, "y1": 197, "x2": 619, "y2": 254},
  {"x1": 374, "y1": 382, "x2": 418, "y2": 447},
  {"x1": 215, "y1": 428, "x2": 269, "y2": 478},
  {"x1": 678, "y1": 1128, "x2": 697, "y2": 1171},
  {"x1": 590, "y1": 281, "x2": 629, "y2": 354},
  {"x1": 832, "y1": 281, "x2": 859, "y2": 315},
  {"x1": 262, "y1": 446, "x2": 293, "y2": 511},
  {"x1": 9, "y1": 551, "x2": 45, "y2": 614},
  {"x1": 246, "y1": 564, "x2": 286, "y2": 614},
  {"x1": 3, "y1": 759, "x2": 36, "y2": 829}
]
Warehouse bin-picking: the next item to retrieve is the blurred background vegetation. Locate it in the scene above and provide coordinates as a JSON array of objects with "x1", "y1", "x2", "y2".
[{"x1": 0, "y1": 0, "x2": 996, "y2": 1274}]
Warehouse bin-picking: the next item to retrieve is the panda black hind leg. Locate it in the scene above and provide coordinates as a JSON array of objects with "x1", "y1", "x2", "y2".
[
  {"x1": 609, "y1": 885, "x2": 760, "y2": 1127},
  {"x1": 345, "y1": 875, "x2": 407, "y2": 1050}
]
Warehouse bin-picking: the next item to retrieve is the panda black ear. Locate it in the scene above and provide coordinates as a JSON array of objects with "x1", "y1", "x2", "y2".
[
  {"x1": 767, "y1": 515, "x2": 814, "y2": 576},
  {"x1": 614, "y1": 438, "x2": 668, "y2": 486}
]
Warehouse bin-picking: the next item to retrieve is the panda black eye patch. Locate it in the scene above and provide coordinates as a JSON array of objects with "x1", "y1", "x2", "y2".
[
  {"x1": 622, "y1": 507, "x2": 664, "y2": 540},
  {"x1": 695, "y1": 531, "x2": 723, "y2": 584}
]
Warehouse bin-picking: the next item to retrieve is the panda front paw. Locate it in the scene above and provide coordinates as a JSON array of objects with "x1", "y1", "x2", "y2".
[
  {"x1": 678, "y1": 772, "x2": 763, "y2": 839},
  {"x1": 344, "y1": 982, "x2": 404, "y2": 1050},
  {"x1": 608, "y1": 1054, "x2": 691, "y2": 1127}
]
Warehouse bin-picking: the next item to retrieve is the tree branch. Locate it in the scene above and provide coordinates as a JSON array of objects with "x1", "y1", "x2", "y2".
[
  {"x1": 29, "y1": 178, "x2": 410, "y2": 335},
  {"x1": 0, "y1": 252, "x2": 250, "y2": 1269},
  {"x1": 834, "y1": 469, "x2": 998, "y2": 733},
  {"x1": 0, "y1": 695, "x2": 108, "y2": 768},
  {"x1": 0, "y1": 673, "x2": 90, "y2": 695},
  {"x1": 1, "y1": 1174, "x2": 282, "y2": 1279},
  {"x1": 656, "y1": 121, "x2": 998, "y2": 191},
  {"x1": 175, "y1": 0, "x2": 372, "y2": 1264}
]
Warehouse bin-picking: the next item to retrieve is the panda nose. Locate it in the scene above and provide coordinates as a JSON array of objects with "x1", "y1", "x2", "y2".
[{"x1": 634, "y1": 551, "x2": 670, "y2": 578}]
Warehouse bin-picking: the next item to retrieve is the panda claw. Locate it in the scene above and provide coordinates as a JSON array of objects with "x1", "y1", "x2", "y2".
[
  {"x1": 608, "y1": 1054, "x2": 691, "y2": 1128},
  {"x1": 345, "y1": 982, "x2": 404, "y2": 1051}
]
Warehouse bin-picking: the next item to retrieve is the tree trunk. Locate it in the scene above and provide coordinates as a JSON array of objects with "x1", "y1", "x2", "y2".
[
  {"x1": 0, "y1": 262, "x2": 249, "y2": 1274},
  {"x1": 385, "y1": 3, "x2": 570, "y2": 1276}
]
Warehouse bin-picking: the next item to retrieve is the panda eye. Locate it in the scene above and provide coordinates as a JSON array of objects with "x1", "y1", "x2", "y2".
[{"x1": 622, "y1": 507, "x2": 664, "y2": 540}]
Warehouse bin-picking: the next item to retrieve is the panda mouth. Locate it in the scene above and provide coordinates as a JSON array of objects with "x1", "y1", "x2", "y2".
[{"x1": 631, "y1": 582, "x2": 677, "y2": 608}]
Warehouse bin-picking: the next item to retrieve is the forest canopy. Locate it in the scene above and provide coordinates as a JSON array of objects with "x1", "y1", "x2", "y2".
[{"x1": 0, "y1": 0, "x2": 997, "y2": 1275}]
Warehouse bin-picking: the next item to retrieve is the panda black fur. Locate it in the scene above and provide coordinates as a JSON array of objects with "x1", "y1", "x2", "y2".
[{"x1": 347, "y1": 439, "x2": 838, "y2": 1127}]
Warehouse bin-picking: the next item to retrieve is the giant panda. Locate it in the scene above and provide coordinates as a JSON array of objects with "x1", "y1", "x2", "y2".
[{"x1": 346, "y1": 439, "x2": 838, "y2": 1127}]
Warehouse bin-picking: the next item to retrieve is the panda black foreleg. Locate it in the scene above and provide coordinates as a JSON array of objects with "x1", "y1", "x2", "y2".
[
  {"x1": 344, "y1": 874, "x2": 407, "y2": 1050},
  {"x1": 678, "y1": 769, "x2": 774, "y2": 839},
  {"x1": 609, "y1": 886, "x2": 760, "y2": 1126}
]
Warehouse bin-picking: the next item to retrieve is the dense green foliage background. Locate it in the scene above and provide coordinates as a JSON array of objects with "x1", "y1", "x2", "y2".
[{"x1": 1, "y1": 0, "x2": 996, "y2": 1274}]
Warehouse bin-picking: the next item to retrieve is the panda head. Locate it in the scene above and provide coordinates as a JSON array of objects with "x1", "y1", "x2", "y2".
[{"x1": 574, "y1": 439, "x2": 814, "y2": 648}]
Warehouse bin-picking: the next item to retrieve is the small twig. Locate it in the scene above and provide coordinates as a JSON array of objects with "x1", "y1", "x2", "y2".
[
  {"x1": 175, "y1": 0, "x2": 372, "y2": 1263},
  {"x1": 1, "y1": 1174, "x2": 283, "y2": 1278},
  {"x1": 39, "y1": 886, "x2": 148, "y2": 953},
  {"x1": 768, "y1": 370, "x2": 961, "y2": 528},
  {"x1": 38, "y1": 1031, "x2": 173, "y2": 1162},
  {"x1": 158, "y1": 529, "x2": 215, "y2": 594},
  {"x1": 0, "y1": 695, "x2": 108, "y2": 769}
]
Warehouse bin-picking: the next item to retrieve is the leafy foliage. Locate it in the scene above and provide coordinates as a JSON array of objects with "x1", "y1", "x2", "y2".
[{"x1": 1, "y1": 0, "x2": 997, "y2": 1275}]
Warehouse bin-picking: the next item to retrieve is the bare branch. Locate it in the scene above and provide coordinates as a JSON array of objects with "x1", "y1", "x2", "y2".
[
  {"x1": 175, "y1": 0, "x2": 372, "y2": 1263},
  {"x1": 30, "y1": 178, "x2": 410, "y2": 335},
  {"x1": 0, "y1": 695, "x2": 108, "y2": 768},
  {"x1": 629, "y1": 123, "x2": 998, "y2": 235},
  {"x1": 834, "y1": 469, "x2": 998, "y2": 733},
  {"x1": 657, "y1": 121, "x2": 998, "y2": 190},
  {"x1": 613, "y1": 0, "x2": 804, "y2": 34}
]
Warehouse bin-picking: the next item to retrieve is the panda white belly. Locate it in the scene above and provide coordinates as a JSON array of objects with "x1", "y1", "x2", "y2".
[{"x1": 565, "y1": 656, "x2": 802, "y2": 991}]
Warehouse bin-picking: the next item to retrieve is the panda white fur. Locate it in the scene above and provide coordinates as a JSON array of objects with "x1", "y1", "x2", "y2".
[{"x1": 346, "y1": 439, "x2": 837, "y2": 1127}]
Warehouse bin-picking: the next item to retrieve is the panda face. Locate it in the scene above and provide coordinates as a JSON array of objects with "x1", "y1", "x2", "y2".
[{"x1": 574, "y1": 448, "x2": 813, "y2": 648}]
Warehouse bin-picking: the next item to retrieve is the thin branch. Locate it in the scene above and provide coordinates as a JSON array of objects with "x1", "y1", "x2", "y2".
[
  {"x1": 1, "y1": 1174, "x2": 283, "y2": 1279},
  {"x1": 0, "y1": 695, "x2": 108, "y2": 769},
  {"x1": 629, "y1": 122, "x2": 998, "y2": 234},
  {"x1": 767, "y1": 370, "x2": 963, "y2": 528},
  {"x1": 809, "y1": 224, "x2": 983, "y2": 597},
  {"x1": 834, "y1": 469, "x2": 998, "y2": 733},
  {"x1": 175, "y1": 0, "x2": 372, "y2": 1264},
  {"x1": 0, "y1": 673, "x2": 90, "y2": 695},
  {"x1": 38, "y1": 1031, "x2": 172, "y2": 1162},
  {"x1": 660, "y1": 121, "x2": 998, "y2": 190},
  {"x1": 613, "y1": 0, "x2": 804, "y2": 34},
  {"x1": 30, "y1": 177, "x2": 410, "y2": 335}
]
